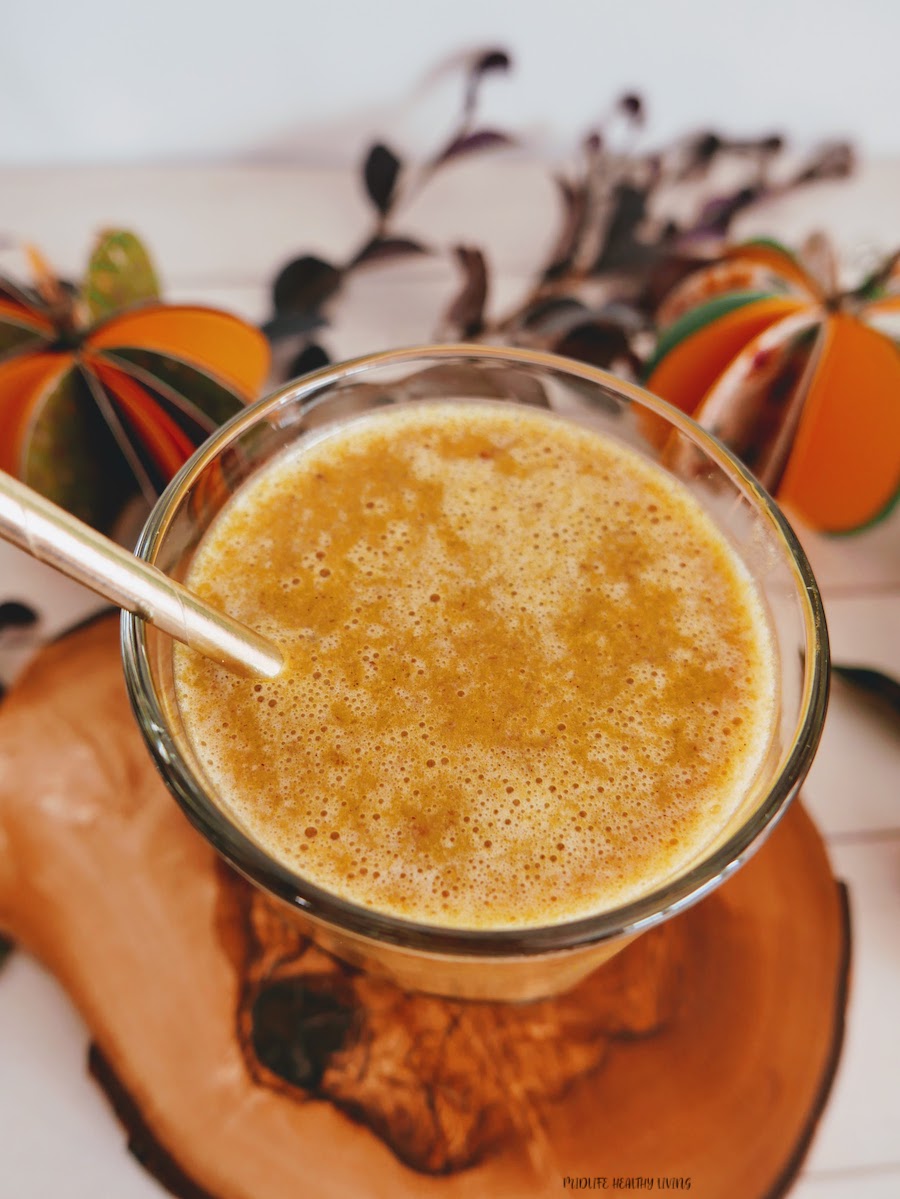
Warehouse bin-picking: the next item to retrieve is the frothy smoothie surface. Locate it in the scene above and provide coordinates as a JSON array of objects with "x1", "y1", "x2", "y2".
[{"x1": 175, "y1": 403, "x2": 777, "y2": 929}]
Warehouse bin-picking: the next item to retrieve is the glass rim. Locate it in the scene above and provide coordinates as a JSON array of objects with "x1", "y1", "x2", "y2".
[{"x1": 122, "y1": 343, "x2": 830, "y2": 958}]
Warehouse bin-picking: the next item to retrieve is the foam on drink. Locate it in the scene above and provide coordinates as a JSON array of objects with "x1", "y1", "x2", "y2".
[{"x1": 174, "y1": 403, "x2": 777, "y2": 929}]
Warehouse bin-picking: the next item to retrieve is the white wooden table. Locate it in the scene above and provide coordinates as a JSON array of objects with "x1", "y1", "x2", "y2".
[{"x1": 0, "y1": 163, "x2": 898, "y2": 1198}]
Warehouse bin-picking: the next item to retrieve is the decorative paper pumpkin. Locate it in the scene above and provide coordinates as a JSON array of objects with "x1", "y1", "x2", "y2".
[
  {"x1": 644, "y1": 237, "x2": 900, "y2": 533},
  {"x1": 0, "y1": 232, "x2": 269, "y2": 531}
]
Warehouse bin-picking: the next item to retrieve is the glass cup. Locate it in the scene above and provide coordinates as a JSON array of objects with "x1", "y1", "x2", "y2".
[{"x1": 122, "y1": 345, "x2": 829, "y2": 1002}]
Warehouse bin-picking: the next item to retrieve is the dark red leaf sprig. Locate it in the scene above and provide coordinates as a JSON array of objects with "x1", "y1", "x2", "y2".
[
  {"x1": 265, "y1": 48, "x2": 515, "y2": 376},
  {"x1": 266, "y1": 51, "x2": 854, "y2": 380}
]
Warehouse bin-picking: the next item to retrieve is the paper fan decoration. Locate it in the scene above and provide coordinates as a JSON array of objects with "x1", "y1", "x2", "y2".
[
  {"x1": 0, "y1": 231, "x2": 269, "y2": 531},
  {"x1": 644, "y1": 236, "x2": 900, "y2": 533}
]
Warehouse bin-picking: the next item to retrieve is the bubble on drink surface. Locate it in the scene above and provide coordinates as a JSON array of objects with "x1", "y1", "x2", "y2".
[{"x1": 174, "y1": 403, "x2": 777, "y2": 930}]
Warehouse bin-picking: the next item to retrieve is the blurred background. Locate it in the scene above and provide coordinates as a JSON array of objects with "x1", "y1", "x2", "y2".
[{"x1": 3, "y1": 0, "x2": 899, "y2": 166}]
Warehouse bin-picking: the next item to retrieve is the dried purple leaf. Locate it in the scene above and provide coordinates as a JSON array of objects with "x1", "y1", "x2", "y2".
[
  {"x1": 288, "y1": 342, "x2": 331, "y2": 380},
  {"x1": 677, "y1": 132, "x2": 723, "y2": 180},
  {"x1": 265, "y1": 48, "x2": 856, "y2": 387},
  {"x1": 262, "y1": 310, "x2": 328, "y2": 341},
  {"x1": 520, "y1": 296, "x2": 591, "y2": 336},
  {"x1": 791, "y1": 141, "x2": 855, "y2": 186},
  {"x1": 0, "y1": 601, "x2": 39, "y2": 630},
  {"x1": 273, "y1": 255, "x2": 343, "y2": 318},
  {"x1": 639, "y1": 249, "x2": 720, "y2": 312},
  {"x1": 543, "y1": 177, "x2": 589, "y2": 281},
  {"x1": 463, "y1": 48, "x2": 513, "y2": 123},
  {"x1": 593, "y1": 183, "x2": 659, "y2": 273},
  {"x1": 593, "y1": 300, "x2": 650, "y2": 335},
  {"x1": 695, "y1": 185, "x2": 764, "y2": 237},
  {"x1": 554, "y1": 320, "x2": 640, "y2": 373},
  {"x1": 619, "y1": 93, "x2": 645, "y2": 124},
  {"x1": 831, "y1": 665, "x2": 900, "y2": 721},
  {"x1": 434, "y1": 129, "x2": 515, "y2": 165},
  {"x1": 442, "y1": 246, "x2": 488, "y2": 337},
  {"x1": 363, "y1": 143, "x2": 402, "y2": 217},
  {"x1": 349, "y1": 237, "x2": 430, "y2": 268},
  {"x1": 721, "y1": 134, "x2": 785, "y2": 156},
  {"x1": 473, "y1": 49, "x2": 511, "y2": 76}
]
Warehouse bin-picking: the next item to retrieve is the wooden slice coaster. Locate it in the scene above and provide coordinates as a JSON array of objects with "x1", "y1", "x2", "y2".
[{"x1": 0, "y1": 616, "x2": 849, "y2": 1199}]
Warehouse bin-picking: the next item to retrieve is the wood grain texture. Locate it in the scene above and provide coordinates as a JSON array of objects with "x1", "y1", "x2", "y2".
[{"x1": 0, "y1": 615, "x2": 850, "y2": 1198}]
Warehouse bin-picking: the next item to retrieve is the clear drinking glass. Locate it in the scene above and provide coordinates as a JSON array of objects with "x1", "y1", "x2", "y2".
[{"x1": 122, "y1": 346, "x2": 829, "y2": 1002}]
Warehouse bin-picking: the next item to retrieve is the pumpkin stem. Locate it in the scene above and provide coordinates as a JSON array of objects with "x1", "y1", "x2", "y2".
[
  {"x1": 799, "y1": 232, "x2": 839, "y2": 299},
  {"x1": 26, "y1": 244, "x2": 80, "y2": 339}
]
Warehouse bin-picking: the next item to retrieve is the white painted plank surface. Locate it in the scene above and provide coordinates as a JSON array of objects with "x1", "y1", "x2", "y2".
[
  {"x1": 803, "y1": 595, "x2": 900, "y2": 838},
  {"x1": 791, "y1": 1169, "x2": 900, "y2": 1199},
  {"x1": 801, "y1": 841, "x2": 900, "y2": 1174}
]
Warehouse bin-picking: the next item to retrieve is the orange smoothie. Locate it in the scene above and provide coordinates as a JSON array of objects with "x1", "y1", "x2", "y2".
[{"x1": 174, "y1": 403, "x2": 777, "y2": 930}]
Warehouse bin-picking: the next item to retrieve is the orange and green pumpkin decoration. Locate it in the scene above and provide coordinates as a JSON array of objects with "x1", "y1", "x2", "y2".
[
  {"x1": 0, "y1": 231, "x2": 269, "y2": 532},
  {"x1": 644, "y1": 236, "x2": 900, "y2": 534}
]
